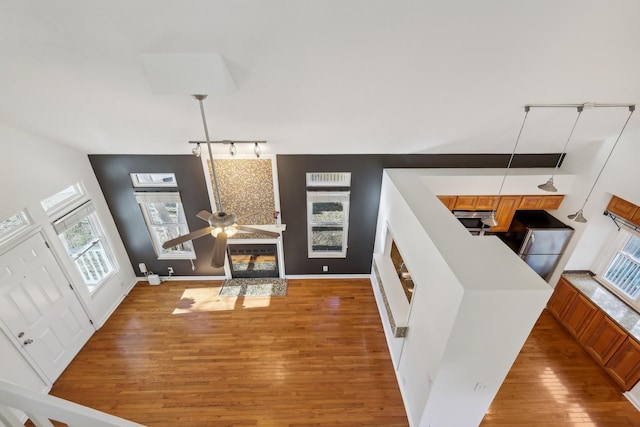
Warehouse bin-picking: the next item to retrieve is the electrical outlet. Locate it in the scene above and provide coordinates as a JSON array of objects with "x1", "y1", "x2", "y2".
[
  {"x1": 322, "y1": 265, "x2": 328, "y2": 272},
  {"x1": 138, "y1": 263, "x2": 147, "y2": 273},
  {"x1": 168, "y1": 267, "x2": 174, "y2": 275}
]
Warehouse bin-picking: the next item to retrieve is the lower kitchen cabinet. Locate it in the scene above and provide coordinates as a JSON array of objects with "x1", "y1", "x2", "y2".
[
  {"x1": 579, "y1": 311, "x2": 627, "y2": 366},
  {"x1": 604, "y1": 337, "x2": 640, "y2": 391},
  {"x1": 561, "y1": 292, "x2": 598, "y2": 339},
  {"x1": 547, "y1": 277, "x2": 640, "y2": 391}
]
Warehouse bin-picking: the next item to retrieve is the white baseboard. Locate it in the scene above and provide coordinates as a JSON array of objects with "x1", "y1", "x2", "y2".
[
  {"x1": 624, "y1": 391, "x2": 640, "y2": 412},
  {"x1": 285, "y1": 274, "x2": 371, "y2": 279},
  {"x1": 140, "y1": 275, "x2": 227, "y2": 282}
]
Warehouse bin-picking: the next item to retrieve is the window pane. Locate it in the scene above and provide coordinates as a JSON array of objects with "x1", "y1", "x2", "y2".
[
  {"x1": 41, "y1": 184, "x2": 83, "y2": 214},
  {"x1": 312, "y1": 202, "x2": 344, "y2": 224},
  {"x1": 153, "y1": 225, "x2": 194, "y2": 254},
  {"x1": 131, "y1": 173, "x2": 178, "y2": 187},
  {"x1": 147, "y1": 202, "x2": 182, "y2": 225},
  {"x1": 57, "y1": 213, "x2": 116, "y2": 291},
  {"x1": 311, "y1": 226, "x2": 344, "y2": 251},
  {"x1": 622, "y1": 236, "x2": 640, "y2": 261},
  {"x1": 0, "y1": 212, "x2": 30, "y2": 241},
  {"x1": 604, "y1": 253, "x2": 640, "y2": 299}
]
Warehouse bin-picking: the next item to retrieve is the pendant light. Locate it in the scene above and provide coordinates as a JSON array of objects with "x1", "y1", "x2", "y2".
[
  {"x1": 229, "y1": 142, "x2": 237, "y2": 156},
  {"x1": 482, "y1": 106, "x2": 531, "y2": 227},
  {"x1": 538, "y1": 106, "x2": 583, "y2": 192},
  {"x1": 192, "y1": 142, "x2": 201, "y2": 157},
  {"x1": 254, "y1": 141, "x2": 262, "y2": 158},
  {"x1": 567, "y1": 105, "x2": 635, "y2": 223}
]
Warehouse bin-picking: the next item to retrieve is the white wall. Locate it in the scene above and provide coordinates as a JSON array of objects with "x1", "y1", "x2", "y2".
[
  {"x1": 0, "y1": 123, "x2": 136, "y2": 385},
  {"x1": 374, "y1": 169, "x2": 552, "y2": 427}
]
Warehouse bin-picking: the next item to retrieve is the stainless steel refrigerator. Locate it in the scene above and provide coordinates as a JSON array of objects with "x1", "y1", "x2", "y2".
[{"x1": 497, "y1": 210, "x2": 574, "y2": 281}]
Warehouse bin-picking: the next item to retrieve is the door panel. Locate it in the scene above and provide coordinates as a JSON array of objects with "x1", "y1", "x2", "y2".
[
  {"x1": 0, "y1": 233, "x2": 94, "y2": 383},
  {"x1": 526, "y1": 229, "x2": 572, "y2": 255}
]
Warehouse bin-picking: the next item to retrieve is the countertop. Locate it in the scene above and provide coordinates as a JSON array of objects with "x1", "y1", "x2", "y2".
[{"x1": 562, "y1": 272, "x2": 640, "y2": 341}]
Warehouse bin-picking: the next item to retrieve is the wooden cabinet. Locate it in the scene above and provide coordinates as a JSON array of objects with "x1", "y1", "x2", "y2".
[
  {"x1": 548, "y1": 277, "x2": 640, "y2": 391},
  {"x1": 491, "y1": 196, "x2": 521, "y2": 232},
  {"x1": 604, "y1": 337, "x2": 640, "y2": 390},
  {"x1": 453, "y1": 196, "x2": 478, "y2": 210},
  {"x1": 437, "y1": 195, "x2": 457, "y2": 210},
  {"x1": 547, "y1": 278, "x2": 577, "y2": 320},
  {"x1": 475, "y1": 195, "x2": 498, "y2": 210},
  {"x1": 539, "y1": 195, "x2": 564, "y2": 210},
  {"x1": 519, "y1": 195, "x2": 565, "y2": 210},
  {"x1": 579, "y1": 311, "x2": 627, "y2": 366},
  {"x1": 561, "y1": 291, "x2": 598, "y2": 339},
  {"x1": 607, "y1": 195, "x2": 638, "y2": 220}
]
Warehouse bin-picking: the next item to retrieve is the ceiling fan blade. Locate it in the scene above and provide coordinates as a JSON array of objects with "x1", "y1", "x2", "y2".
[
  {"x1": 236, "y1": 225, "x2": 280, "y2": 238},
  {"x1": 196, "y1": 210, "x2": 213, "y2": 221},
  {"x1": 162, "y1": 226, "x2": 213, "y2": 249},
  {"x1": 211, "y1": 231, "x2": 228, "y2": 268}
]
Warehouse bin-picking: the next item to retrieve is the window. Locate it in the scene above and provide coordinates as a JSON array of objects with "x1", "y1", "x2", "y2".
[
  {"x1": 135, "y1": 192, "x2": 195, "y2": 259},
  {"x1": 0, "y1": 210, "x2": 32, "y2": 244},
  {"x1": 40, "y1": 183, "x2": 85, "y2": 215},
  {"x1": 307, "y1": 191, "x2": 350, "y2": 258},
  {"x1": 130, "y1": 173, "x2": 178, "y2": 187},
  {"x1": 601, "y1": 233, "x2": 640, "y2": 299},
  {"x1": 53, "y1": 202, "x2": 117, "y2": 292}
]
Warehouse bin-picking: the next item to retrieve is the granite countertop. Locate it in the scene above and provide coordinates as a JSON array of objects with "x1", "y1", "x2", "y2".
[{"x1": 562, "y1": 272, "x2": 640, "y2": 341}]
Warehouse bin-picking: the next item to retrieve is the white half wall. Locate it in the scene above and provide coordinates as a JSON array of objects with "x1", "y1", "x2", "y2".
[{"x1": 374, "y1": 169, "x2": 553, "y2": 427}]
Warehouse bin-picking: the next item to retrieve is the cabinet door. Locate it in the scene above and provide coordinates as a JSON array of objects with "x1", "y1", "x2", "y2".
[
  {"x1": 491, "y1": 196, "x2": 521, "y2": 232},
  {"x1": 437, "y1": 196, "x2": 457, "y2": 211},
  {"x1": 475, "y1": 196, "x2": 498, "y2": 210},
  {"x1": 519, "y1": 195, "x2": 542, "y2": 210},
  {"x1": 607, "y1": 196, "x2": 638, "y2": 221},
  {"x1": 604, "y1": 337, "x2": 640, "y2": 391},
  {"x1": 540, "y1": 195, "x2": 564, "y2": 210},
  {"x1": 453, "y1": 196, "x2": 477, "y2": 210},
  {"x1": 560, "y1": 291, "x2": 598, "y2": 339},
  {"x1": 579, "y1": 311, "x2": 627, "y2": 366},
  {"x1": 547, "y1": 278, "x2": 577, "y2": 321}
]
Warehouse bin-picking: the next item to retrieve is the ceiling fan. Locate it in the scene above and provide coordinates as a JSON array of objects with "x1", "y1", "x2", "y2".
[{"x1": 162, "y1": 95, "x2": 280, "y2": 268}]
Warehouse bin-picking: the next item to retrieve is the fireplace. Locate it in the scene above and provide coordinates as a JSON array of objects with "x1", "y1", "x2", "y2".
[{"x1": 227, "y1": 243, "x2": 280, "y2": 278}]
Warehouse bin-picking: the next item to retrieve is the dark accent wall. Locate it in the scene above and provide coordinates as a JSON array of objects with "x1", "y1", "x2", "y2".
[
  {"x1": 276, "y1": 153, "x2": 561, "y2": 275},
  {"x1": 89, "y1": 155, "x2": 222, "y2": 277},
  {"x1": 89, "y1": 153, "x2": 561, "y2": 277}
]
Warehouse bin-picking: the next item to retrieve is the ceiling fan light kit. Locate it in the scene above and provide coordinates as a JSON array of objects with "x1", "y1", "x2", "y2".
[{"x1": 161, "y1": 95, "x2": 280, "y2": 268}]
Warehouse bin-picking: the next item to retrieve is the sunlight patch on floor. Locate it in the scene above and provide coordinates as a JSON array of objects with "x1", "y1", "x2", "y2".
[
  {"x1": 172, "y1": 287, "x2": 237, "y2": 313},
  {"x1": 540, "y1": 366, "x2": 596, "y2": 426},
  {"x1": 242, "y1": 296, "x2": 271, "y2": 308}
]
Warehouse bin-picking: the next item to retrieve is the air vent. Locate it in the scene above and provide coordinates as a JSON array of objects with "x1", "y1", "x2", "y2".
[{"x1": 306, "y1": 172, "x2": 351, "y2": 187}]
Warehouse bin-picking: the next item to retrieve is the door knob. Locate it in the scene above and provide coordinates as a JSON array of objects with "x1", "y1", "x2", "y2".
[{"x1": 23, "y1": 339, "x2": 33, "y2": 345}]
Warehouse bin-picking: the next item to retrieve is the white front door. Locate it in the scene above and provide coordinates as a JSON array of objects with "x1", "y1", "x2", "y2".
[{"x1": 0, "y1": 233, "x2": 94, "y2": 383}]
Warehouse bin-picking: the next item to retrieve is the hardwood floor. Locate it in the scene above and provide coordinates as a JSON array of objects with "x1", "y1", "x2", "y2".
[
  {"x1": 481, "y1": 310, "x2": 640, "y2": 426},
  {"x1": 45, "y1": 280, "x2": 640, "y2": 426},
  {"x1": 48, "y1": 279, "x2": 408, "y2": 427}
]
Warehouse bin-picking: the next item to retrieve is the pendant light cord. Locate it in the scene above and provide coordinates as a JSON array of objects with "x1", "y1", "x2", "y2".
[
  {"x1": 550, "y1": 106, "x2": 583, "y2": 179},
  {"x1": 196, "y1": 95, "x2": 224, "y2": 213},
  {"x1": 578, "y1": 105, "x2": 635, "y2": 210},
  {"x1": 491, "y1": 106, "x2": 530, "y2": 212}
]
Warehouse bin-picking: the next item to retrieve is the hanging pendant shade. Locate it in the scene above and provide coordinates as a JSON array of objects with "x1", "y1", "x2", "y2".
[
  {"x1": 481, "y1": 212, "x2": 499, "y2": 227},
  {"x1": 567, "y1": 209, "x2": 587, "y2": 223},
  {"x1": 538, "y1": 106, "x2": 583, "y2": 193}
]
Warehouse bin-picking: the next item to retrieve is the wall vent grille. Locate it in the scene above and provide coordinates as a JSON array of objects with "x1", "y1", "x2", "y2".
[{"x1": 306, "y1": 172, "x2": 351, "y2": 187}]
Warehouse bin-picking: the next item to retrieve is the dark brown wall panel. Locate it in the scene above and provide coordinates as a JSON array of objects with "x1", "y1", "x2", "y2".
[
  {"x1": 89, "y1": 155, "x2": 222, "y2": 277},
  {"x1": 276, "y1": 153, "x2": 560, "y2": 275}
]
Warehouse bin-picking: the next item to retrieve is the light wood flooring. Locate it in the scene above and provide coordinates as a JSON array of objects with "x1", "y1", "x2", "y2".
[
  {"x1": 45, "y1": 280, "x2": 640, "y2": 426},
  {"x1": 481, "y1": 310, "x2": 640, "y2": 426},
  {"x1": 48, "y1": 279, "x2": 408, "y2": 426}
]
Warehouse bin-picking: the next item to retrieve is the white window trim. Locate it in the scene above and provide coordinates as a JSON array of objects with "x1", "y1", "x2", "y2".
[
  {"x1": 40, "y1": 182, "x2": 87, "y2": 217},
  {"x1": 130, "y1": 173, "x2": 178, "y2": 188},
  {"x1": 134, "y1": 191, "x2": 196, "y2": 260},
  {"x1": 595, "y1": 227, "x2": 640, "y2": 311},
  {"x1": 307, "y1": 191, "x2": 350, "y2": 258}
]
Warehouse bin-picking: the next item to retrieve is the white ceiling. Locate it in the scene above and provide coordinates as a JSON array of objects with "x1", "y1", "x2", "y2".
[{"x1": 1, "y1": 1, "x2": 640, "y2": 155}]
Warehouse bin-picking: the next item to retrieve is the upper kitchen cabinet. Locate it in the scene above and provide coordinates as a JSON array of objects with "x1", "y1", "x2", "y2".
[
  {"x1": 437, "y1": 195, "x2": 457, "y2": 210},
  {"x1": 491, "y1": 196, "x2": 522, "y2": 232},
  {"x1": 607, "y1": 195, "x2": 640, "y2": 223},
  {"x1": 520, "y1": 195, "x2": 564, "y2": 210}
]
